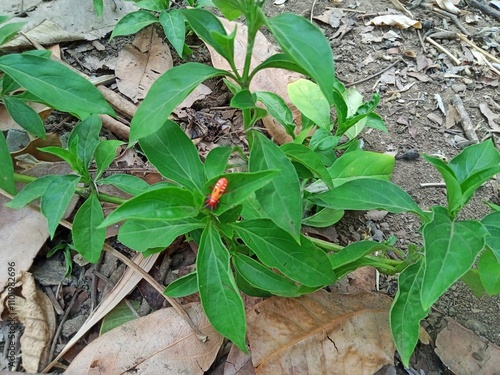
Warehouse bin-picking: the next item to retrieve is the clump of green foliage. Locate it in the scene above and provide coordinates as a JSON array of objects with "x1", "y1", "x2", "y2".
[{"x1": 1, "y1": 2, "x2": 499, "y2": 366}]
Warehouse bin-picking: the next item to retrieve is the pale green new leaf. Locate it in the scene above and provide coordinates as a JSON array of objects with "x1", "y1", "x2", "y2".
[{"x1": 288, "y1": 79, "x2": 330, "y2": 129}]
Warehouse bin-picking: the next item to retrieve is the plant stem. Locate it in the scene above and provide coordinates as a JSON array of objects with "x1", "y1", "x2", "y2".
[{"x1": 14, "y1": 173, "x2": 127, "y2": 205}]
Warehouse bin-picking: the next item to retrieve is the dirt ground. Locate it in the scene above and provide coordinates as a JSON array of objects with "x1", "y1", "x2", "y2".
[{"x1": 2, "y1": 0, "x2": 500, "y2": 373}]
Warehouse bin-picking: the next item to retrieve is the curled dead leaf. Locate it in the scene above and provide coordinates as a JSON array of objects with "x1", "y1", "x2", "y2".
[
  {"x1": 369, "y1": 15, "x2": 422, "y2": 29},
  {"x1": 435, "y1": 0, "x2": 462, "y2": 14},
  {"x1": 0, "y1": 272, "x2": 55, "y2": 372}
]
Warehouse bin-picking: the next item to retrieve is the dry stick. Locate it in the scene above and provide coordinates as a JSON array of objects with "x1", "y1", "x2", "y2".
[
  {"x1": 97, "y1": 85, "x2": 137, "y2": 119},
  {"x1": 101, "y1": 243, "x2": 207, "y2": 341},
  {"x1": 432, "y1": 7, "x2": 470, "y2": 36},
  {"x1": 344, "y1": 59, "x2": 403, "y2": 87},
  {"x1": 416, "y1": 29, "x2": 427, "y2": 53},
  {"x1": 468, "y1": 0, "x2": 500, "y2": 19},
  {"x1": 457, "y1": 32, "x2": 500, "y2": 65},
  {"x1": 453, "y1": 95, "x2": 479, "y2": 143},
  {"x1": 425, "y1": 36, "x2": 461, "y2": 65},
  {"x1": 420, "y1": 182, "x2": 446, "y2": 188}
]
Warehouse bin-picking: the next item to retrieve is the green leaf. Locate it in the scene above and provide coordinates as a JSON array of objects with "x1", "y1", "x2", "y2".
[
  {"x1": 164, "y1": 272, "x2": 198, "y2": 298},
  {"x1": 93, "y1": 0, "x2": 104, "y2": 17},
  {"x1": 309, "y1": 130, "x2": 340, "y2": 152},
  {"x1": 478, "y1": 249, "x2": 500, "y2": 295},
  {"x1": 100, "y1": 187, "x2": 198, "y2": 227},
  {"x1": 328, "y1": 150, "x2": 394, "y2": 186},
  {"x1": 251, "y1": 54, "x2": 309, "y2": 78},
  {"x1": 249, "y1": 131, "x2": 302, "y2": 240},
  {"x1": 98, "y1": 174, "x2": 151, "y2": 196},
  {"x1": 460, "y1": 269, "x2": 486, "y2": 298},
  {"x1": 110, "y1": 10, "x2": 159, "y2": 39},
  {"x1": 460, "y1": 165, "x2": 500, "y2": 208},
  {"x1": 230, "y1": 89, "x2": 257, "y2": 109},
  {"x1": 331, "y1": 89, "x2": 347, "y2": 125},
  {"x1": 448, "y1": 140, "x2": 500, "y2": 183},
  {"x1": 204, "y1": 146, "x2": 232, "y2": 181},
  {"x1": 0, "y1": 54, "x2": 114, "y2": 119},
  {"x1": 134, "y1": 0, "x2": 170, "y2": 11},
  {"x1": 212, "y1": 0, "x2": 242, "y2": 20},
  {"x1": 267, "y1": 13, "x2": 334, "y2": 105},
  {"x1": 139, "y1": 120, "x2": 205, "y2": 192},
  {"x1": 0, "y1": 132, "x2": 16, "y2": 195},
  {"x1": 329, "y1": 240, "x2": 393, "y2": 269},
  {"x1": 94, "y1": 140, "x2": 124, "y2": 179},
  {"x1": 0, "y1": 22, "x2": 25, "y2": 45},
  {"x1": 181, "y1": 9, "x2": 234, "y2": 63},
  {"x1": 130, "y1": 63, "x2": 226, "y2": 142},
  {"x1": 5, "y1": 175, "x2": 58, "y2": 208},
  {"x1": 256, "y1": 91, "x2": 295, "y2": 137},
  {"x1": 233, "y1": 253, "x2": 316, "y2": 297},
  {"x1": 72, "y1": 193, "x2": 105, "y2": 263},
  {"x1": 482, "y1": 211, "x2": 500, "y2": 262},
  {"x1": 364, "y1": 112, "x2": 387, "y2": 132},
  {"x1": 281, "y1": 143, "x2": 333, "y2": 189},
  {"x1": 68, "y1": 114, "x2": 102, "y2": 168},
  {"x1": 2, "y1": 73, "x2": 20, "y2": 94},
  {"x1": 235, "y1": 269, "x2": 273, "y2": 297},
  {"x1": 311, "y1": 179, "x2": 425, "y2": 218},
  {"x1": 100, "y1": 300, "x2": 139, "y2": 335},
  {"x1": 204, "y1": 170, "x2": 278, "y2": 214},
  {"x1": 40, "y1": 175, "x2": 80, "y2": 238},
  {"x1": 38, "y1": 146, "x2": 83, "y2": 175},
  {"x1": 118, "y1": 218, "x2": 205, "y2": 252},
  {"x1": 420, "y1": 207, "x2": 488, "y2": 310},
  {"x1": 302, "y1": 208, "x2": 344, "y2": 228},
  {"x1": 3, "y1": 95, "x2": 45, "y2": 139},
  {"x1": 423, "y1": 154, "x2": 462, "y2": 216},
  {"x1": 390, "y1": 260, "x2": 428, "y2": 368},
  {"x1": 197, "y1": 222, "x2": 246, "y2": 351},
  {"x1": 288, "y1": 79, "x2": 330, "y2": 129},
  {"x1": 233, "y1": 219, "x2": 335, "y2": 287},
  {"x1": 159, "y1": 10, "x2": 186, "y2": 57}
]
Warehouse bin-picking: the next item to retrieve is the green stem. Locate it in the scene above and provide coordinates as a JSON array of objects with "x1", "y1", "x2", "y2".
[{"x1": 14, "y1": 173, "x2": 127, "y2": 205}]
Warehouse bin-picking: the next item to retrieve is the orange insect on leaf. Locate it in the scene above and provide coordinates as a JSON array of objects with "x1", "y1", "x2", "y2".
[{"x1": 205, "y1": 177, "x2": 228, "y2": 210}]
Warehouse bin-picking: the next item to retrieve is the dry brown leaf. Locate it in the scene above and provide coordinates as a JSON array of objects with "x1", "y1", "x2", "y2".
[
  {"x1": 43, "y1": 252, "x2": 159, "y2": 372},
  {"x1": 0, "y1": 272, "x2": 55, "y2": 372},
  {"x1": 11, "y1": 133, "x2": 64, "y2": 164},
  {"x1": 206, "y1": 18, "x2": 303, "y2": 144},
  {"x1": 223, "y1": 345, "x2": 255, "y2": 375},
  {"x1": 368, "y1": 15, "x2": 422, "y2": 29},
  {"x1": 479, "y1": 103, "x2": 500, "y2": 131},
  {"x1": 0, "y1": 196, "x2": 48, "y2": 291},
  {"x1": 116, "y1": 26, "x2": 173, "y2": 102},
  {"x1": 435, "y1": 0, "x2": 462, "y2": 14},
  {"x1": 247, "y1": 290, "x2": 394, "y2": 374},
  {"x1": 435, "y1": 317, "x2": 500, "y2": 374},
  {"x1": 65, "y1": 303, "x2": 222, "y2": 374}
]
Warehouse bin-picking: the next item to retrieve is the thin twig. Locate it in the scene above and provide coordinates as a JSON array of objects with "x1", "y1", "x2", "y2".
[
  {"x1": 432, "y1": 7, "x2": 470, "y2": 35},
  {"x1": 310, "y1": 0, "x2": 318, "y2": 22},
  {"x1": 457, "y1": 33, "x2": 500, "y2": 65},
  {"x1": 416, "y1": 29, "x2": 427, "y2": 52},
  {"x1": 453, "y1": 94, "x2": 479, "y2": 143},
  {"x1": 420, "y1": 182, "x2": 446, "y2": 188},
  {"x1": 345, "y1": 58, "x2": 404, "y2": 87},
  {"x1": 426, "y1": 36, "x2": 461, "y2": 65}
]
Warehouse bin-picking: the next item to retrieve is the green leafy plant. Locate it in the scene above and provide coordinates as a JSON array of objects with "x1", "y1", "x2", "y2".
[{"x1": 2, "y1": 1, "x2": 500, "y2": 368}]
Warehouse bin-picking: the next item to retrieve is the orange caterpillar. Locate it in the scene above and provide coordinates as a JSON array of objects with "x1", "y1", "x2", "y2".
[{"x1": 205, "y1": 177, "x2": 228, "y2": 210}]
